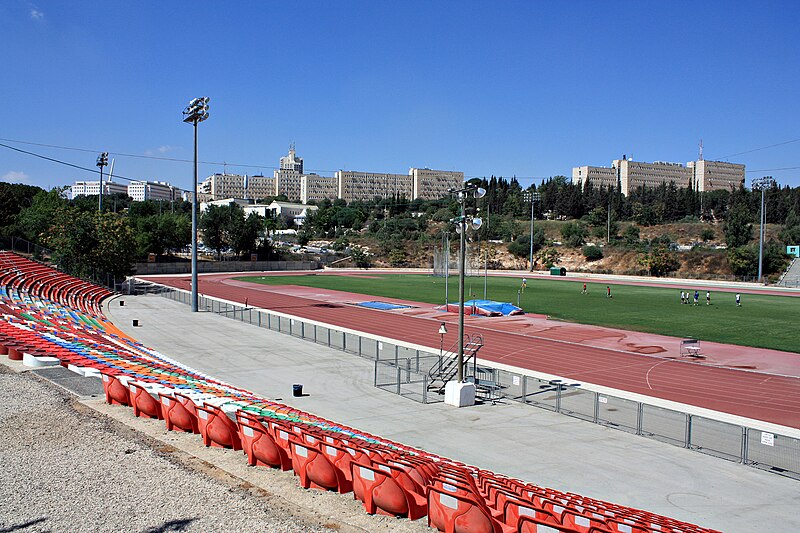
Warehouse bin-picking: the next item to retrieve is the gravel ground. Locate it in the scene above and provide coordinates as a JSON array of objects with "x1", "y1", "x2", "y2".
[{"x1": 0, "y1": 364, "x2": 433, "y2": 533}]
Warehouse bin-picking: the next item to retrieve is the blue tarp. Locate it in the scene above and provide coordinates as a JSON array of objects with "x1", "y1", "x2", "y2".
[
  {"x1": 447, "y1": 299, "x2": 524, "y2": 316},
  {"x1": 358, "y1": 301, "x2": 412, "y2": 311}
]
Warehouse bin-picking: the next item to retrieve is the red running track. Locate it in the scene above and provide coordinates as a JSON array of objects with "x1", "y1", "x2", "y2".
[{"x1": 145, "y1": 273, "x2": 800, "y2": 429}]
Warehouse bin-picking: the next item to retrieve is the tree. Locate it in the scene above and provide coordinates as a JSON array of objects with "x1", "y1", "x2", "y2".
[
  {"x1": 582, "y1": 245, "x2": 603, "y2": 261},
  {"x1": 229, "y1": 211, "x2": 265, "y2": 258},
  {"x1": 622, "y1": 225, "x2": 640, "y2": 247},
  {"x1": 507, "y1": 227, "x2": 545, "y2": 258},
  {"x1": 723, "y1": 204, "x2": 753, "y2": 248},
  {"x1": 350, "y1": 245, "x2": 371, "y2": 268},
  {"x1": 199, "y1": 204, "x2": 231, "y2": 258},
  {"x1": 638, "y1": 245, "x2": 679, "y2": 276},
  {"x1": 560, "y1": 222, "x2": 587, "y2": 247},
  {"x1": 17, "y1": 187, "x2": 69, "y2": 242},
  {"x1": 0, "y1": 183, "x2": 43, "y2": 234}
]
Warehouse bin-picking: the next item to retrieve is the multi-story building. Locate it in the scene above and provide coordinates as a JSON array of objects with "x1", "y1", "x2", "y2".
[
  {"x1": 411, "y1": 168, "x2": 464, "y2": 200},
  {"x1": 336, "y1": 170, "x2": 414, "y2": 203},
  {"x1": 687, "y1": 160, "x2": 745, "y2": 192},
  {"x1": 300, "y1": 174, "x2": 339, "y2": 204},
  {"x1": 572, "y1": 156, "x2": 745, "y2": 195},
  {"x1": 127, "y1": 181, "x2": 181, "y2": 202},
  {"x1": 199, "y1": 146, "x2": 464, "y2": 204},
  {"x1": 71, "y1": 180, "x2": 128, "y2": 199},
  {"x1": 198, "y1": 173, "x2": 277, "y2": 201}
]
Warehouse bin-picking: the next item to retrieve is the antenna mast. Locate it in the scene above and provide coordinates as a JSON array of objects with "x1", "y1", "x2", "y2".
[{"x1": 699, "y1": 139, "x2": 704, "y2": 161}]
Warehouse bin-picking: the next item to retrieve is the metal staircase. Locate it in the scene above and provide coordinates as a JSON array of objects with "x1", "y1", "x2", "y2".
[{"x1": 427, "y1": 333, "x2": 484, "y2": 395}]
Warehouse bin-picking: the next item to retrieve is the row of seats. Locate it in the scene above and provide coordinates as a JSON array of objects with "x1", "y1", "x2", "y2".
[{"x1": 0, "y1": 251, "x2": 720, "y2": 533}]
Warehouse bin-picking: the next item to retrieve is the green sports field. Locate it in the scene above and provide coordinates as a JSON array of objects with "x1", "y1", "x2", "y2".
[{"x1": 236, "y1": 273, "x2": 800, "y2": 353}]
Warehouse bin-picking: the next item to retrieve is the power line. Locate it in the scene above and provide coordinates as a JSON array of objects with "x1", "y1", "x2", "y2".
[
  {"x1": 713, "y1": 138, "x2": 800, "y2": 160},
  {"x1": 0, "y1": 142, "x2": 138, "y2": 182}
]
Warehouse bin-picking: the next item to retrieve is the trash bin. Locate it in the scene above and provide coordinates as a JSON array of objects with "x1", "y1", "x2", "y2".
[
  {"x1": 132, "y1": 319, "x2": 139, "y2": 327},
  {"x1": 549, "y1": 267, "x2": 567, "y2": 276},
  {"x1": 292, "y1": 384, "x2": 303, "y2": 397},
  {"x1": 119, "y1": 300, "x2": 125, "y2": 306}
]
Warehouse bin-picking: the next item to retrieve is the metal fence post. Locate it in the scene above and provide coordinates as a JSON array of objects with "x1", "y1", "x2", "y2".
[
  {"x1": 373, "y1": 360, "x2": 378, "y2": 387},
  {"x1": 358, "y1": 336, "x2": 362, "y2": 357},
  {"x1": 741, "y1": 427, "x2": 749, "y2": 464},
  {"x1": 396, "y1": 366, "x2": 401, "y2": 395},
  {"x1": 423, "y1": 375, "x2": 428, "y2": 404},
  {"x1": 636, "y1": 402, "x2": 644, "y2": 435},
  {"x1": 556, "y1": 385, "x2": 562, "y2": 413},
  {"x1": 520, "y1": 375, "x2": 527, "y2": 404},
  {"x1": 685, "y1": 414, "x2": 692, "y2": 449},
  {"x1": 593, "y1": 392, "x2": 599, "y2": 423}
]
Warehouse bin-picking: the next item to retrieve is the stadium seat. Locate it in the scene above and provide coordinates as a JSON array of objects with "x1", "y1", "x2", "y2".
[
  {"x1": 159, "y1": 393, "x2": 199, "y2": 433},
  {"x1": 101, "y1": 372, "x2": 131, "y2": 406},
  {"x1": 351, "y1": 462, "x2": 427, "y2": 520},
  {"x1": 238, "y1": 420, "x2": 292, "y2": 471},
  {"x1": 289, "y1": 438, "x2": 350, "y2": 493},
  {"x1": 196, "y1": 404, "x2": 243, "y2": 450},
  {"x1": 128, "y1": 382, "x2": 164, "y2": 420},
  {"x1": 427, "y1": 486, "x2": 515, "y2": 533}
]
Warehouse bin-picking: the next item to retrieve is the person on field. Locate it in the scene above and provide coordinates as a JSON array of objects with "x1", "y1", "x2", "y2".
[
  {"x1": 736, "y1": 293, "x2": 741, "y2": 307},
  {"x1": 680, "y1": 290, "x2": 685, "y2": 304},
  {"x1": 694, "y1": 290, "x2": 699, "y2": 306},
  {"x1": 606, "y1": 286, "x2": 612, "y2": 298},
  {"x1": 582, "y1": 282, "x2": 587, "y2": 294},
  {"x1": 706, "y1": 291, "x2": 711, "y2": 305},
  {"x1": 522, "y1": 277, "x2": 527, "y2": 292}
]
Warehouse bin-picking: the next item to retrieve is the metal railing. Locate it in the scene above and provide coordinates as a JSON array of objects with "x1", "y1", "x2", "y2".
[{"x1": 148, "y1": 280, "x2": 800, "y2": 481}]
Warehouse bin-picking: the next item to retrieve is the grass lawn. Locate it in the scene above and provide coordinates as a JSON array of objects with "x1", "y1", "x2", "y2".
[{"x1": 236, "y1": 273, "x2": 800, "y2": 353}]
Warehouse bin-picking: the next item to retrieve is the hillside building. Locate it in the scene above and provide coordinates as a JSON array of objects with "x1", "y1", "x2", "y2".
[{"x1": 572, "y1": 156, "x2": 745, "y2": 195}]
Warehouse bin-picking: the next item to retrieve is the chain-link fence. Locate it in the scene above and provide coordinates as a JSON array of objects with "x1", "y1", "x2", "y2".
[{"x1": 149, "y1": 280, "x2": 800, "y2": 481}]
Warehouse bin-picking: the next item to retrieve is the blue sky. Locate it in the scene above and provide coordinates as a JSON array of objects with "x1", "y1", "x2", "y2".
[{"x1": 2, "y1": 1, "x2": 799, "y2": 192}]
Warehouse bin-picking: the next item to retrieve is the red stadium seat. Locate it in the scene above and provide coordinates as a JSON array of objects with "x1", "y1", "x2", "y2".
[
  {"x1": 289, "y1": 438, "x2": 350, "y2": 493},
  {"x1": 128, "y1": 382, "x2": 164, "y2": 420},
  {"x1": 101, "y1": 372, "x2": 131, "y2": 406},
  {"x1": 427, "y1": 486, "x2": 515, "y2": 533},
  {"x1": 159, "y1": 393, "x2": 199, "y2": 433},
  {"x1": 239, "y1": 420, "x2": 292, "y2": 471},
  {"x1": 196, "y1": 404, "x2": 242, "y2": 450},
  {"x1": 351, "y1": 462, "x2": 427, "y2": 520}
]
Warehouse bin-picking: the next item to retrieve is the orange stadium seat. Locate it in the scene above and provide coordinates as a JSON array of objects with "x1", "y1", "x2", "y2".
[
  {"x1": 238, "y1": 420, "x2": 292, "y2": 471},
  {"x1": 351, "y1": 462, "x2": 428, "y2": 520},
  {"x1": 289, "y1": 438, "x2": 350, "y2": 493},
  {"x1": 128, "y1": 382, "x2": 164, "y2": 420},
  {"x1": 196, "y1": 404, "x2": 242, "y2": 450},
  {"x1": 427, "y1": 486, "x2": 515, "y2": 533},
  {"x1": 159, "y1": 393, "x2": 199, "y2": 433}
]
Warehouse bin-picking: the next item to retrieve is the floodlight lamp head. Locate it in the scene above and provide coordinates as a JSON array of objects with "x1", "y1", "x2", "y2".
[
  {"x1": 438, "y1": 323, "x2": 448, "y2": 335},
  {"x1": 471, "y1": 217, "x2": 483, "y2": 230},
  {"x1": 474, "y1": 187, "x2": 486, "y2": 199}
]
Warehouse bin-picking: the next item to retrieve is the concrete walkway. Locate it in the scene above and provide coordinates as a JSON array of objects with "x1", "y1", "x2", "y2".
[{"x1": 106, "y1": 294, "x2": 799, "y2": 533}]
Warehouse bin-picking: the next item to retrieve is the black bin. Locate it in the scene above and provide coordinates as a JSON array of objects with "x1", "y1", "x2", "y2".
[
  {"x1": 132, "y1": 319, "x2": 139, "y2": 327},
  {"x1": 120, "y1": 300, "x2": 125, "y2": 306},
  {"x1": 292, "y1": 384, "x2": 303, "y2": 397}
]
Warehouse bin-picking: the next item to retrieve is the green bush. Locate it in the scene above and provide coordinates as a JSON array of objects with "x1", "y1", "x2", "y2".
[{"x1": 582, "y1": 245, "x2": 603, "y2": 261}]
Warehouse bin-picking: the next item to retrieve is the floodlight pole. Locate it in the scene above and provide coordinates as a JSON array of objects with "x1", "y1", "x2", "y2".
[
  {"x1": 457, "y1": 194, "x2": 467, "y2": 382},
  {"x1": 528, "y1": 192, "x2": 540, "y2": 272},
  {"x1": 183, "y1": 97, "x2": 210, "y2": 313},
  {"x1": 96, "y1": 152, "x2": 108, "y2": 212},
  {"x1": 753, "y1": 176, "x2": 775, "y2": 283}
]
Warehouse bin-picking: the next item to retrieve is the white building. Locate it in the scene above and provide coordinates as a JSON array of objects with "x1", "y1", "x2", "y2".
[
  {"x1": 572, "y1": 156, "x2": 745, "y2": 196},
  {"x1": 267, "y1": 201, "x2": 318, "y2": 226},
  {"x1": 127, "y1": 181, "x2": 181, "y2": 202},
  {"x1": 71, "y1": 180, "x2": 128, "y2": 199}
]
